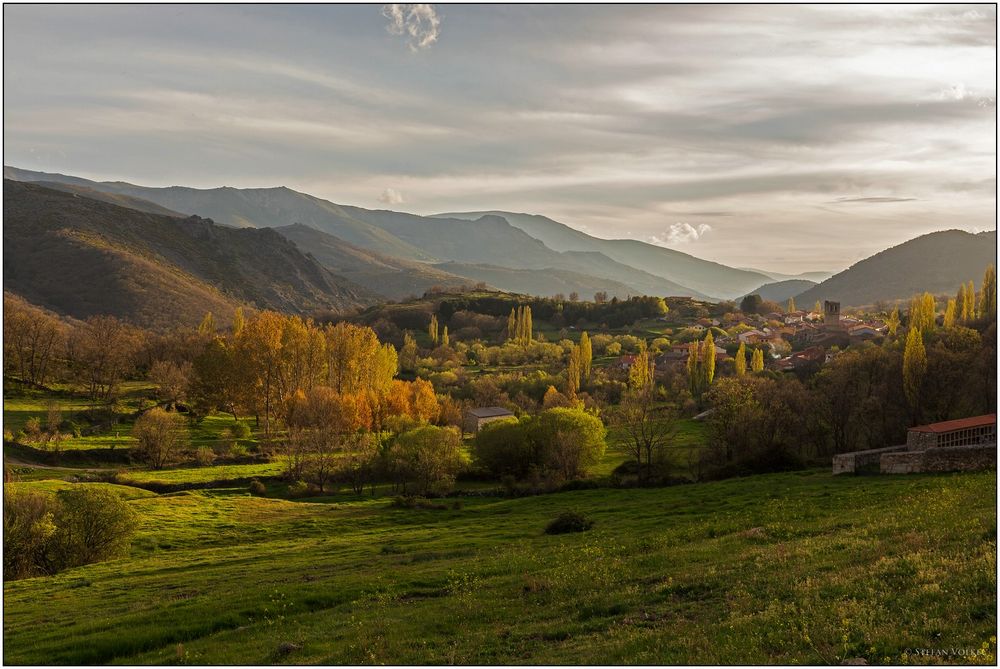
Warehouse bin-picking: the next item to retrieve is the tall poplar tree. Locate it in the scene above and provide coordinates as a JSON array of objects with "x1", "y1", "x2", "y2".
[
  {"x1": 734, "y1": 341, "x2": 747, "y2": 376},
  {"x1": 751, "y1": 348, "x2": 764, "y2": 373},
  {"x1": 579, "y1": 331, "x2": 592, "y2": 381},
  {"x1": 979, "y1": 265, "x2": 996, "y2": 319},
  {"x1": 903, "y1": 326, "x2": 927, "y2": 410},
  {"x1": 701, "y1": 331, "x2": 716, "y2": 386}
]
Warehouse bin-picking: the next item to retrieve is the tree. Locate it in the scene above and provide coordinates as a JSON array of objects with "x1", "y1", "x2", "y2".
[
  {"x1": 440, "y1": 325, "x2": 449, "y2": 348},
  {"x1": 618, "y1": 383, "x2": 676, "y2": 482},
  {"x1": 507, "y1": 308, "x2": 517, "y2": 341},
  {"x1": 390, "y1": 425, "x2": 466, "y2": 495},
  {"x1": 735, "y1": 341, "x2": 747, "y2": 377},
  {"x1": 67, "y1": 316, "x2": 142, "y2": 404},
  {"x1": 701, "y1": 331, "x2": 716, "y2": 386},
  {"x1": 399, "y1": 332, "x2": 418, "y2": 372},
  {"x1": 903, "y1": 326, "x2": 927, "y2": 411},
  {"x1": 787, "y1": 296, "x2": 796, "y2": 313},
  {"x1": 50, "y1": 487, "x2": 138, "y2": 571},
  {"x1": 594, "y1": 291, "x2": 608, "y2": 304},
  {"x1": 149, "y1": 360, "x2": 192, "y2": 409},
  {"x1": 966, "y1": 280, "x2": 977, "y2": 321},
  {"x1": 979, "y1": 265, "x2": 996, "y2": 319},
  {"x1": 198, "y1": 311, "x2": 216, "y2": 336},
  {"x1": 579, "y1": 331, "x2": 592, "y2": 381},
  {"x1": 133, "y1": 407, "x2": 187, "y2": 469},
  {"x1": 3, "y1": 295, "x2": 66, "y2": 387},
  {"x1": 740, "y1": 294, "x2": 763, "y2": 314},
  {"x1": 474, "y1": 417, "x2": 531, "y2": 478},
  {"x1": 191, "y1": 337, "x2": 247, "y2": 420},
  {"x1": 686, "y1": 341, "x2": 701, "y2": 394},
  {"x1": 886, "y1": 307, "x2": 901, "y2": 336},
  {"x1": 566, "y1": 345, "x2": 581, "y2": 398},
  {"x1": 542, "y1": 385, "x2": 571, "y2": 409},
  {"x1": 3, "y1": 488, "x2": 56, "y2": 580},
  {"x1": 429, "y1": 314, "x2": 439, "y2": 345},
  {"x1": 751, "y1": 348, "x2": 764, "y2": 373},
  {"x1": 957, "y1": 283, "x2": 969, "y2": 322},
  {"x1": 532, "y1": 408, "x2": 607, "y2": 483},
  {"x1": 813, "y1": 300, "x2": 822, "y2": 315},
  {"x1": 943, "y1": 299, "x2": 957, "y2": 329},
  {"x1": 569, "y1": 291, "x2": 579, "y2": 302},
  {"x1": 232, "y1": 306, "x2": 245, "y2": 337}
]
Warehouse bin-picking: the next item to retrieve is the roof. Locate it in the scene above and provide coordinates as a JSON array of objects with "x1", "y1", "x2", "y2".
[
  {"x1": 909, "y1": 414, "x2": 996, "y2": 434},
  {"x1": 467, "y1": 407, "x2": 515, "y2": 418}
]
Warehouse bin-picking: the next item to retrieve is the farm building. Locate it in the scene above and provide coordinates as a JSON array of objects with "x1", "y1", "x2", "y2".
[
  {"x1": 833, "y1": 414, "x2": 997, "y2": 475},
  {"x1": 464, "y1": 406, "x2": 515, "y2": 433}
]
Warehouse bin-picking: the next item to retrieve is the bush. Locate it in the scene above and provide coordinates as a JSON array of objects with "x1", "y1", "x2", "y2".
[
  {"x1": 287, "y1": 480, "x2": 311, "y2": 498},
  {"x1": 50, "y1": 488, "x2": 139, "y2": 570},
  {"x1": 4, "y1": 486, "x2": 139, "y2": 580},
  {"x1": 388, "y1": 425, "x2": 467, "y2": 496},
  {"x1": 231, "y1": 422, "x2": 251, "y2": 439},
  {"x1": 544, "y1": 511, "x2": 594, "y2": 535},
  {"x1": 3, "y1": 488, "x2": 56, "y2": 580},
  {"x1": 248, "y1": 479, "x2": 267, "y2": 496},
  {"x1": 194, "y1": 446, "x2": 215, "y2": 466}
]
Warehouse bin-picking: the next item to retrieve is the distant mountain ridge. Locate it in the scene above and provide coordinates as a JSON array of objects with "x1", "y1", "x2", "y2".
[
  {"x1": 433, "y1": 210, "x2": 774, "y2": 299},
  {"x1": 3, "y1": 180, "x2": 375, "y2": 329},
  {"x1": 793, "y1": 229, "x2": 997, "y2": 307},
  {"x1": 3, "y1": 167, "x2": 714, "y2": 300},
  {"x1": 742, "y1": 279, "x2": 818, "y2": 304}
]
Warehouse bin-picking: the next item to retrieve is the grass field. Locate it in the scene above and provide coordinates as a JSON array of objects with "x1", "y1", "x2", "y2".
[{"x1": 3, "y1": 469, "x2": 995, "y2": 665}]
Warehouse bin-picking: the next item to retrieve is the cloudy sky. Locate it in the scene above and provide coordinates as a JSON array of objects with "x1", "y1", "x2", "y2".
[{"x1": 4, "y1": 4, "x2": 996, "y2": 273}]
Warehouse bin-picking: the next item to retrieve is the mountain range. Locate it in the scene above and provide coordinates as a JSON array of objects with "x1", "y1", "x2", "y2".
[
  {"x1": 793, "y1": 229, "x2": 997, "y2": 308},
  {"x1": 3, "y1": 180, "x2": 374, "y2": 329},
  {"x1": 4, "y1": 166, "x2": 995, "y2": 324}
]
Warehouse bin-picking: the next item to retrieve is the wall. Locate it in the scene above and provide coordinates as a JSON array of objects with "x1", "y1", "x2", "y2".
[
  {"x1": 881, "y1": 445, "x2": 996, "y2": 474},
  {"x1": 832, "y1": 445, "x2": 907, "y2": 475},
  {"x1": 905, "y1": 431, "x2": 938, "y2": 451}
]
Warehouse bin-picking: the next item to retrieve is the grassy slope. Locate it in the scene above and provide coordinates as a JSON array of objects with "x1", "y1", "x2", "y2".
[{"x1": 3, "y1": 471, "x2": 995, "y2": 665}]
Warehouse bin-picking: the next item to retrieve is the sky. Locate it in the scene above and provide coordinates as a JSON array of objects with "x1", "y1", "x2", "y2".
[{"x1": 3, "y1": 4, "x2": 996, "y2": 273}]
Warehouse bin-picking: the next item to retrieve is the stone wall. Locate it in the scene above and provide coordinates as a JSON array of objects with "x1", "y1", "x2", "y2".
[
  {"x1": 905, "y1": 431, "x2": 938, "y2": 451},
  {"x1": 832, "y1": 445, "x2": 907, "y2": 475},
  {"x1": 880, "y1": 444, "x2": 996, "y2": 474}
]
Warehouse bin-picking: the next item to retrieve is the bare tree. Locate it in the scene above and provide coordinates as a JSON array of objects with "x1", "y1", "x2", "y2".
[{"x1": 616, "y1": 388, "x2": 678, "y2": 483}]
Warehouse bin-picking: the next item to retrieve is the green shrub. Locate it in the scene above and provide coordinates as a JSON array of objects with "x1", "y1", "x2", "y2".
[
  {"x1": 248, "y1": 479, "x2": 267, "y2": 496},
  {"x1": 544, "y1": 511, "x2": 594, "y2": 535},
  {"x1": 194, "y1": 446, "x2": 215, "y2": 466},
  {"x1": 287, "y1": 481, "x2": 311, "y2": 498},
  {"x1": 50, "y1": 488, "x2": 139, "y2": 570},
  {"x1": 231, "y1": 422, "x2": 251, "y2": 439}
]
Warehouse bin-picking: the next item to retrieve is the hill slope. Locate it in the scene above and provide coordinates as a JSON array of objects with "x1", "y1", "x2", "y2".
[
  {"x1": 3, "y1": 181, "x2": 375, "y2": 328},
  {"x1": 3, "y1": 470, "x2": 994, "y2": 664},
  {"x1": 5, "y1": 167, "x2": 708, "y2": 300},
  {"x1": 273, "y1": 223, "x2": 474, "y2": 300},
  {"x1": 794, "y1": 229, "x2": 997, "y2": 307},
  {"x1": 434, "y1": 210, "x2": 773, "y2": 299},
  {"x1": 431, "y1": 262, "x2": 639, "y2": 300},
  {"x1": 743, "y1": 279, "x2": 818, "y2": 304}
]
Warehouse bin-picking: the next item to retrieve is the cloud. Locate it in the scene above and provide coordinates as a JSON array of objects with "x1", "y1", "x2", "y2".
[
  {"x1": 649, "y1": 222, "x2": 712, "y2": 246},
  {"x1": 831, "y1": 196, "x2": 917, "y2": 204},
  {"x1": 382, "y1": 4, "x2": 441, "y2": 51},
  {"x1": 377, "y1": 187, "x2": 405, "y2": 204}
]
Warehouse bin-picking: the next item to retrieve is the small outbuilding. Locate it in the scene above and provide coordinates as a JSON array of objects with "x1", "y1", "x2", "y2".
[{"x1": 465, "y1": 406, "x2": 515, "y2": 433}]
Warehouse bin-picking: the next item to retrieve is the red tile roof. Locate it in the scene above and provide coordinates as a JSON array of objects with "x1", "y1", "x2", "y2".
[{"x1": 909, "y1": 414, "x2": 996, "y2": 434}]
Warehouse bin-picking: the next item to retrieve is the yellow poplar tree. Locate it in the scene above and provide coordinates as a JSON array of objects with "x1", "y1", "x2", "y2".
[
  {"x1": 579, "y1": 331, "x2": 592, "y2": 381},
  {"x1": 701, "y1": 331, "x2": 716, "y2": 386},
  {"x1": 966, "y1": 280, "x2": 976, "y2": 320},
  {"x1": 429, "y1": 314, "x2": 439, "y2": 345},
  {"x1": 735, "y1": 341, "x2": 747, "y2": 376},
  {"x1": 441, "y1": 325, "x2": 449, "y2": 348},
  {"x1": 232, "y1": 306, "x2": 245, "y2": 337},
  {"x1": 886, "y1": 307, "x2": 900, "y2": 336},
  {"x1": 957, "y1": 283, "x2": 969, "y2": 322},
  {"x1": 903, "y1": 326, "x2": 926, "y2": 409},
  {"x1": 751, "y1": 348, "x2": 764, "y2": 373},
  {"x1": 979, "y1": 265, "x2": 996, "y2": 319},
  {"x1": 943, "y1": 299, "x2": 957, "y2": 328},
  {"x1": 787, "y1": 296, "x2": 796, "y2": 313}
]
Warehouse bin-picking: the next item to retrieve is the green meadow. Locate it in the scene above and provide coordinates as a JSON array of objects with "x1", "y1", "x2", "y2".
[{"x1": 3, "y1": 469, "x2": 995, "y2": 665}]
